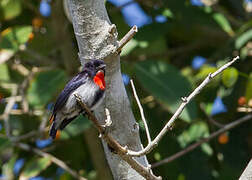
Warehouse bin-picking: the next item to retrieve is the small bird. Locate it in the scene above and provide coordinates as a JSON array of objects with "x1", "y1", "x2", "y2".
[{"x1": 49, "y1": 60, "x2": 106, "y2": 139}]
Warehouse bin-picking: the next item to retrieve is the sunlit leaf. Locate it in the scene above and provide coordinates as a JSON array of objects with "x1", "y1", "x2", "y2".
[
  {"x1": 2, "y1": 155, "x2": 17, "y2": 180},
  {"x1": 235, "y1": 29, "x2": 252, "y2": 49},
  {"x1": 20, "y1": 157, "x2": 51, "y2": 179},
  {"x1": 134, "y1": 60, "x2": 197, "y2": 122},
  {"x1": 0, "y1": 0, "x2": 22, "y2": 20},
  {"x1": 27, "y1": 69, "x2": 67, "y2": 107},
  {"x1": 213, "y1": 13, "x2": 234, "y2": 36},
  {"x1": 201, "y1": 143, "x2": 213, "y2": 156},
  {"x1": 0, "y1": 63, "x2": 10, "y2": 81},
  {"x1": 195, "y1": 65, "x2": 217, "y2": 80},
  {"x1": 222, "y1": 67, "x2": 238, "y2": 87},
  {"x1": 245, "y1": 73, "x2": 252, "y2": 100},
  {"x1": 0, "y1": 26, "x2": 32, "y2": 51},
  {"x1": 177, "y1": 121, "x2": 209, "y2": 147}
]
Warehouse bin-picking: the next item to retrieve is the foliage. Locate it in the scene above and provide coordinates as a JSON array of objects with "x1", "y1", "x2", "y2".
[{"x1": 0, "y1": 0, "x2": 251, "y2": 179}]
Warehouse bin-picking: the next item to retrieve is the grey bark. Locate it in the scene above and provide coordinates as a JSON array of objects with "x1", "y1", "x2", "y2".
[
  {"x1": 66, "y1": 0, "x2": 149, "y2": 179},
  {"x1": 240, "y1": 159, "x2": 252, "y2": 180}
]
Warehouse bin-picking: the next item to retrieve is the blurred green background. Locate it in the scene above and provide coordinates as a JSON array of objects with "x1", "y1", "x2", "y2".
[{"x1": 0, "y1": 0, "x2": 251, "y2": 179}]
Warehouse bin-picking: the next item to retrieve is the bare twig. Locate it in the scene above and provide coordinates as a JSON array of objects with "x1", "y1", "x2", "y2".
[
  {"x1": 237, "y1": 107, "x2": 252, "y2": 112},
  {"x1": 151, "y1": 113, "x2": 252, "y2": 168},
  {"x1": 104, "y1": 108, "x2": 112, "y2": 127},
  {"x1": 74, "y1": 94, "x2": 161, "y2": 180},
  {"x1": 16, "y1": 142, "x2": 87, "y2": 180},
  {"x1": 18, "y1": 67, "x2": 35, "y2": 113},
  {"x1": 11, "y1": 131, "x2": 38, "y2": 142},
  {"x1": 130, "y1": 79, "x2": 151, "y2": 144},
  {"x1": 39, "y1": 114, "x2": 49, "y2": 134},
  {"x1": 116, "y1": 25, "x2": 138, "y2": 54},
  {"x1": 127, "y1": 56, "x2": 240, "y2": 157},
  {"x1": 1, "y1": 85, "x2": 18, "y2": 138},
  {"x1": 11, "y1": 127, "x2": 49, "y2": 142}
]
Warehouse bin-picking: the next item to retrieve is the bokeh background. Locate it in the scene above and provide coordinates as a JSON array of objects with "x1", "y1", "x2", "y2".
[{"x1": 0, "y1": 0, "x2": 252, "y2": 179}]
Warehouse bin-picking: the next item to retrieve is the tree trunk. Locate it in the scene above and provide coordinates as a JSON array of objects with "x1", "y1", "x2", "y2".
[{"x1": 66, "y1": 0, "x2": 150, "y2": 179}]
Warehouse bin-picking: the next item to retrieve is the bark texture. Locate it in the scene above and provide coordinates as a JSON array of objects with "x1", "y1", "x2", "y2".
[
  {"x1": 66, "y1": 0, "x2": 149, "y2": 179},
  {"x1": 240, "y1": 159, "x2": 252, "y2": 180}
]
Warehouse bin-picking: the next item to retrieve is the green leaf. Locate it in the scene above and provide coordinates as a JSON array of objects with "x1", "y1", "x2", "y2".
[
  {"x1": 177, "y1": 121, "x2": 209, "y2": 147},
  {"x1": 0, "y1": 63, "x2": 10, "y2": 81},
  {"x1": 134, "y1": 60, "x2": 197, "y2": 122},
  {"x1": 0, "y1": 0, "x2": 22, "y2": 20},
  {"x1": 154, "y1": 152, "x2": 162, "y2": 161},
  {"x1": 163, "y1": 8, "x2": 174, "y2": 18},
  {"x1": 2, "y1": 155, "x2": 17, "y2": 179},
  {"x1": 0, "y1": 136, "x2": 12, "y2": 152},
  {"x1": 213, "y1": 13, "x2": 234, "y2": 36},
  {"x1": 235, "y1": 29, "x2": 252, "y2": 49},
  {"x1": 195, "y1": 65, "x2": 217, "y2": 80},
  {"x1": 222, "y1": 67, "x2": 239, "y2": 87},
  {"x1": 201, "y1": 143, "x2": 213, "y2": 156},
  {"x1": 0, "y1": 26, "x2": 32, "y2": 51},
  {"x1": 20, "y1": 157, "x2": 51, "y2": 179},
  {"x1": 27, "y1": 69, "x2": 67, "y2": 107},
  {"x1": 245, "y1": 73, "x2": 252, "y2": 100}
]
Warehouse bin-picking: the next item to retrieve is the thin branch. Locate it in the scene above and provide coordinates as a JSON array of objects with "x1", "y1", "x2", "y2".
[
  {"x1": 74, "y1": 94, "x2": 161, "y2": 180},
  {"x1": 127, "y1": 56, "x2": 240, "y2": 157},
  {"x1": 151, "y1": 113, "x2": 252, "y2": 168},
  {"x1": 10, "y1": 127, "x2": 49, "y2": 142},
  {"x1": 116, "y1": 25, "x2": 138, "y2": 54},
  {"x1": 130, "y1": 79, "x2": 151, "y2": 144},
  {"x1": 11, "y1": 130, "x2": 38, "y2": 142},
  {"x1": 237, "y1": 107, "x2": 252, "y2": 112},
  {"x1": 2, "y1": 85, "x2": 18, "y2": 138},
  {"x1": 15, "y1": 142, "x2": 87, "y2": 180},
  {"x1": 103, "y1": 108, "x2": 112, "y2": 127}
]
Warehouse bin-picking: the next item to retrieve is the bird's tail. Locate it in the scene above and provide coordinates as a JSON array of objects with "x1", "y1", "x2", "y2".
[
  {"x1": 49, "y1": 122, "x2": 57, "y2": 139},
  {"x1": 49, "y1": 114, "x2": 58, "y2": 139}
]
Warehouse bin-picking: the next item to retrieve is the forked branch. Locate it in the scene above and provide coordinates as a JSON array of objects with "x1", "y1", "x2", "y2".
[
  {"x1": 151, "y1": 113, "x2": 252, "y2": 168},
  {"x1": 74, "y1": 94, "x2": 161, "y2": 180},
  {"x1": 127, "y1": 56, "x2": 240, "y2": 157}
]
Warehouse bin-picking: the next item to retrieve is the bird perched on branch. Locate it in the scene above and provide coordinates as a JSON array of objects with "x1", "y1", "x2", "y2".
[{"x1": 49, "y1": 60, "x2": 106, "y2": 139}]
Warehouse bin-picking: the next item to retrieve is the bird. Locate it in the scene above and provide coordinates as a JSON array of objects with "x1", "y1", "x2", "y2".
[{"x1": 49, "y1": 59, "x2": 106, "y2": 139}]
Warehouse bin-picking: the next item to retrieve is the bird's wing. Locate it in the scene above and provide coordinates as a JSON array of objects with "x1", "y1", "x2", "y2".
[{"x1": 52, "y1": 72, "x2": 88, "y2": 114}]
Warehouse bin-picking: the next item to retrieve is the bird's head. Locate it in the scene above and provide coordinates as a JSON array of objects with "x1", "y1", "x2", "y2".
[
  {"x1": 83, "y1": 60, "x2": 106, "y2": 90},
  {"x1": 83, "y1": 60, "x2": 106, "y2": 76}
]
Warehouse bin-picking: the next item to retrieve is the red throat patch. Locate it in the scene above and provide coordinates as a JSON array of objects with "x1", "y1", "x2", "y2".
[{"x1": 93, "y1": 71, "x2": 105, "y2": 90}]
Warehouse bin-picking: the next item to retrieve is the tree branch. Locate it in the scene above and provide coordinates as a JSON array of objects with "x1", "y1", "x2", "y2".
[
  {"x1": 15, "y1": 142, "x2": 87, "y2": 180},
  {"x1": 130, "y1": 79, "x2": 151, "y2": 144},
  {"x1": 151, "y1": 113, "x2": 252, "y2": 168},
  {"x1": 116, "y1": 25, "x2": 138, "y2": 54},
  {"x1": 1, "y1": 84, "x2": 18, "y2": 138},
  {"x1": 239, "y1": 159, "x2": 252, "y2": 180},
  {"x1": 67, "y1": 0, "x2": 150, "y2": 179},
  {"x1": 127, "y1": 56, "x2": 240, "y2": 157},
  {"x1": 74, "y1": 94, "x2": 161, "y2": 180}
]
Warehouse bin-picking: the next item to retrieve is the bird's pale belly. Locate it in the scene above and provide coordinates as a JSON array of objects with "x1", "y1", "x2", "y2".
[{"x1": 63, "y1": 80, "x2": 104, "y2": 114}]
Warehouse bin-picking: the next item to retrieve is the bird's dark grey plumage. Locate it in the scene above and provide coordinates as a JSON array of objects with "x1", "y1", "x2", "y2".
[{"x1": 49, "y1": 60, "x2": 106, "y2": 139}]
